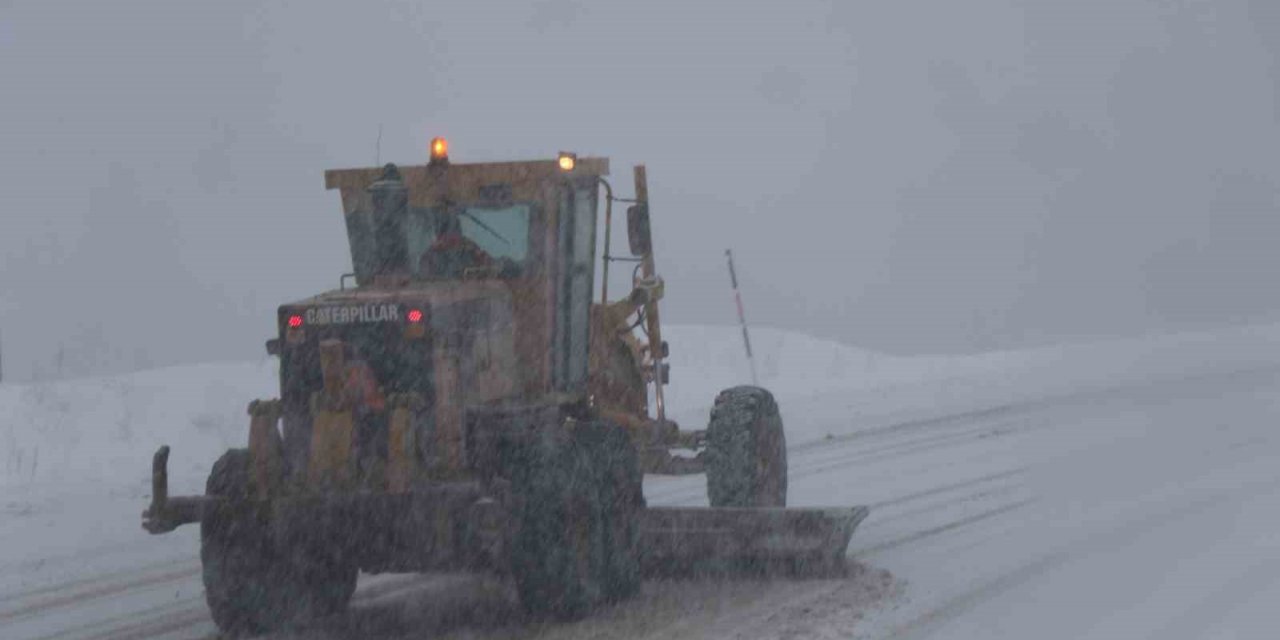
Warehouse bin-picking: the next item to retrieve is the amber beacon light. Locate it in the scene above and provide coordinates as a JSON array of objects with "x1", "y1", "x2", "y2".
[{"x1": 429, "y1": 137, "x2": 449, "y2": 163}]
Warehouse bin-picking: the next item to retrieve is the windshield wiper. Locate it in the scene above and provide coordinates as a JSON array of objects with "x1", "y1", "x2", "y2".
[{"x1": 460, "y1": 211, "x2": 512, "y2": 247}]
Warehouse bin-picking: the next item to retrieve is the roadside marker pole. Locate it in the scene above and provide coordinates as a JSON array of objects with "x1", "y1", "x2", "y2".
[{"x1": 725, "y1": 249, "x2": 759, "y2": 386}]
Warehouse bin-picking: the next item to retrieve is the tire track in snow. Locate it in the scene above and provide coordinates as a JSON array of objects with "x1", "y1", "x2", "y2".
[
  {"x1": 867, "y1": 468, "x2": 1026, "y2": 511},
  {"x1": 93, "y1": 610, "x2": 211, "y2": 640},
  {"x1": 854, "y1": 498, "x2": 1036, "y2": 559},
  {"x1": 866, "y1": 483, "x2": 1028, "y2": 529},
  {"x1": 0, "y1": 563, "x2": 200, "y2": 623},
  {"x1": 789, "y1": 364, "x2": 1280, "y2": 457},
  {"x1": 31, "y1": 596, "x2": 208, "y2": 640},
  {"x1": 0, "y1": 533, "x2": 189, "y2": 578},
  {"x1": 882, "y1": 474, "x2": 1280, "y2": 640},
  {"x1": 789, "y1": 416, "x2": 1028, "y2": 470},
  {"x1": 645, "y1": 415, "x2": 1035, "y2": 506},
  {"x1": 787, "y1": 420, "x2": 1038, "y2": 485},
  {"x1": 0, "y1": 554, "x2": 195, "y2": 606},
  {"x1": 34, "y1": 574, "x2": 429, "y2": 640},
  {"x1": 632, "y1": 579, "x2": 850, "y2": 640},
  {"x1": 884, "y1": 550, "x2": 1073, "y2": 640}
]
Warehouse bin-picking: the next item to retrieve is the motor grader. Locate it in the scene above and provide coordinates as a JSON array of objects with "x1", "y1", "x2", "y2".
[{"x1": 141, "y1": 140, "x2": 868, "y2": 635}]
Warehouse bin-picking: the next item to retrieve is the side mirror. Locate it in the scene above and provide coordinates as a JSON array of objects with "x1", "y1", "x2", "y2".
[
  {"x1": 642, "y1": 340, "x2": 670, "y2": 359},
  {"x1": 642, "y1": 362, "x2": 671, "y2": 385},
  {"x1": 627, "y1": 203, "x2": 652, "y2": 256}
]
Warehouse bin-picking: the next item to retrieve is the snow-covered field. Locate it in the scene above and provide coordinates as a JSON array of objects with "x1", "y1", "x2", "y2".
[{"x1": 3, "y1": 323, "x2": 1280, "y2": 639}]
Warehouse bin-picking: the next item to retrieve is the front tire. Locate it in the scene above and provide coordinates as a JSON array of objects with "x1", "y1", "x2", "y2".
[{"x1": 705, "y1": 386, "x2": 788, "y2": 507}]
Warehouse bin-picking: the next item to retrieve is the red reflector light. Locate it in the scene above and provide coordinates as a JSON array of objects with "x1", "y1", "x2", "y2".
[
  {"x1": 287, "y1": 315, "x2": 303, "y2": 328},
  {"x1": 407, "y1": 309, "x2": 423, "y2": 323}
]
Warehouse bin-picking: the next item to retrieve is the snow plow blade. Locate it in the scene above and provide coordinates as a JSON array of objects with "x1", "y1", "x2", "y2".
[{"x1": 639, "y1": 506, "x2": 870, "y2": 577}]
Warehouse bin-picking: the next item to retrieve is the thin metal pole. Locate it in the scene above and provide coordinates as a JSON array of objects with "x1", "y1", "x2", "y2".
[
  {"x1": 599, "y1": 177, "x2": 613, "y2": 304},
  {"x1": 725, "y1": 249, "x2": 758, "y2": 386}
]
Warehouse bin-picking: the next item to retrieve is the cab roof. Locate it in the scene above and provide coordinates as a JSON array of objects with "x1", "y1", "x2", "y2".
[{"x1": 324, "y1": 158, "x2": 609, "y2": 210}]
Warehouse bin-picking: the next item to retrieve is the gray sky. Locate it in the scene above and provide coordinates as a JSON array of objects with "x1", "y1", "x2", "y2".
[{"x1": 2, "y1": 0, "x2": 1279, "y2": 381}]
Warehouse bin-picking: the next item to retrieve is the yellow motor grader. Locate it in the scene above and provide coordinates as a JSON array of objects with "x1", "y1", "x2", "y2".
[{"x1": 141, "y1": 139, "x2": 868, "y2": 635}]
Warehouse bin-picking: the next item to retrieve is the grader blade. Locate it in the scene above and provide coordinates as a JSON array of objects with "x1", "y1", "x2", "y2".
[{"x1": 639, "y1": 506, "x2": 870, "y2": 577}]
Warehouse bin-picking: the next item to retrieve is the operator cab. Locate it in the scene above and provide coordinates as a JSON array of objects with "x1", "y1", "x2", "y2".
[
  {"x1": 300, "y1": 143, "x2": 609, "y2": 404},
  {"x1": 334, "y1": 145, "x2": 605, "y2": 293},
  {"x1": 344, "y1": 163, "x2": 537, "y2": 282}
]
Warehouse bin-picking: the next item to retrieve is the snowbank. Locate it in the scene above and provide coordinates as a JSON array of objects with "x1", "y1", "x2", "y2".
[
  {"x1": 1, "y1": 361, "x2": 277, "y2": 496},
  {"x1": 3, "y1": 323, "x2": 1279, "y2": 495}
]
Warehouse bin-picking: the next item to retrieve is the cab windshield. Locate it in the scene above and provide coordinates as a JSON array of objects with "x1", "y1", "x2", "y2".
[
  {"x1": 346, "y1": 203, "x2": 534, "y2": 281},
  {"x1": 406, "y1": 205, "x2": 532, "y2": 278}
]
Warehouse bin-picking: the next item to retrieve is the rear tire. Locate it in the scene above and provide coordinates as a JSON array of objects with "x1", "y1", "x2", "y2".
[
  {"x1": 705, "y1": 386, "x2": 788, "y2": 508},
  {"x1": 579, "y1": 422, "x2": 644, "y2": 601},
  {"x1": 506, "y1": 420, "x2": 641, "y2": 618},
  {"x1": 507, "y1": 430, "x2": 606, "y2": 619},
  {"x1": 201, "y1": 449, "x2": 357, "y2": 636}
]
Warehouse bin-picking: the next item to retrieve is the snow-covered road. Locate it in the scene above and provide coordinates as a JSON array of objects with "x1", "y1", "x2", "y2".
[
  {"x1": 4, "y1": 357, "x2": 1278, "y2": 639},
  {"x1": 850, "y1": 365, "x2": 1280, "y2": 639}
]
